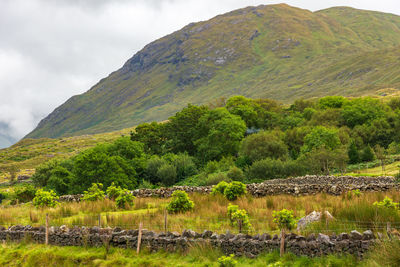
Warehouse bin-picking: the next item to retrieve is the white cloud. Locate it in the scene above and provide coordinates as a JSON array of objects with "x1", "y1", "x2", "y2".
[{"x1": 0, "y1": 0, "x2": 399, "y2": 147}]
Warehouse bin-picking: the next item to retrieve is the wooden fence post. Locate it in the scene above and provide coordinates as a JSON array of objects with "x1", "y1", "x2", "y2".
[
  {"x1": 137, "y1": 222, "x2": 143, "y2": 254},
  {"x1": 45, "y1": 213, "x2": 49, "y2": 245},
  {"x1": 164, "y1": 209, "x2": 168, "y2": 232},
  {"x1": 280, "y1": 228, "x2": 285, "y2": 257}
]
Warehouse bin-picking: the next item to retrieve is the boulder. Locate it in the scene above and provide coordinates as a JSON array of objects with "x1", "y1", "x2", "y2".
[{"x1": 297, "y1": 211, "x2": 334, "y2": 230}]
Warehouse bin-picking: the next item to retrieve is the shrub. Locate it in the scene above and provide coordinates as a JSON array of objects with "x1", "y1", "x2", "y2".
[
  {"x1": 226, "y1": 166, "x2": 245, "y2": 182},
  {"x1": 228, "y1": 206, "x2": 251, "y2": 233},
  {"x1": 106, "y1": 182, "x2": 122, "y2": 201},
  {"x1": 227, "y1": 203, "x2": 239, "y2": 222},
  {"x1": 166, "y1": 190, "x2": 194, "y2": 213},
  {"x1": 218, "y1": 254, "x2": 237, "y2": 267},
  {"x1": 14, "y1": 184, "x2": 37, "y2": 203},
  {"x1": 205, "y1": 172, "x2": 230, "y2": 186},
  {"x1": 373, "y1": 197, "x2": 399, "y2": 210},
  {"x1": 157, "y1": 164, "x2": 177, "y2": 186},
  {"x1": 32, "y1": 189, "x2": 58, "y2": 208},
  {"x1": 115, "y1": 189, "x2": 136, "y2": 209},
  {"x1": 352, "y1": 189, "x2": 361, "y2": 198},
  {"x1": 82, "y1": 183, "x2": 105, "y2": 201},
  {"x1": 272, "y1": 209, "x2": 296, "y2": 231},
  {"x1": 224, "y1": 181, "x2": 247, "y2": 201}
]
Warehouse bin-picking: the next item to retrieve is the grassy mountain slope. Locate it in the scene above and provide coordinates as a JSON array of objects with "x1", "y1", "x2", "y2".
[{"x1": 26, "y1": 4, "x2": 400, "y2": 139}]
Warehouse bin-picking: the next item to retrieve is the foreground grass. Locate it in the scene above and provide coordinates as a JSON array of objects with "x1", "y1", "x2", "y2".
[
  {"x1": 0, "y1": 242, "x2": 359, "y2": 267},
  {"x1": 1, "y1": 190, "x2": 399, "y2": 235}
]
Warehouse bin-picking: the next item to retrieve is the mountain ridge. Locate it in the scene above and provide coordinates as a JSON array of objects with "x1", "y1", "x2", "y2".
[{"x1": 26, "y1": 4, "x2": 400, "y2": 139}]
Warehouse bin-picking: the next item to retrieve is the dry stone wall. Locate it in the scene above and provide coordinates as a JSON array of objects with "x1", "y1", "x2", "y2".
[
  {"x1": 59, "y1": 175, "x2": 399, "y2": 202},
  {"x1": 0, "y1": 225, "x2": 376, "y2": 258}
]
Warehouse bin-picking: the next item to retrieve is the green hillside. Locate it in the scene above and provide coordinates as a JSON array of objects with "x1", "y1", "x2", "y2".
[{"x1": 26, "y1": 4, "x2": 400, "y2": 139}]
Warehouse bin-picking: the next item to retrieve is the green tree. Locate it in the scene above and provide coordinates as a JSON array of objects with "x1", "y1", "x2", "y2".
[
  {"x1": 318, "y1": 96, "x2": 347, "y2": 109},
  {"x1": 348, "y1": 141, "x2": 360, "y2": 164},
  {"x1": 239, "y1": 131, "x2": 288, "y2": 162},
  {"x1": 361, "y1": 145, "x2": 375, "y2": 162},
  {"x1": 157, "y1": 164, "x2": 177, "y2": 187},
  {"x1": 226, "y1": 166, "x2": 245, "y2": 182},
  {"x1": 130, "y1": 122, "x2": 166, "y2": 154},
  {"x1": 195, "y1": 108, "x2": 246, "y2": 162},
  {"x1": 166, "y1": 190, "x2": 194, "y2": 213},
  {"x1": 272, "y1": 209, "x2": 296, "y2": 256},
  {"x1": 301, "y1": 126, "x2": 341, "y2": 153},
  {"x1": 224, "y1": 181, "x2": 247, "y2": 201},
  {"x1": 82, "y1": 183, "x2": 105, "y2": 201},
  {"x1": 341, "y1": 97, "x2": 386, "y2": 128},
  {"x1": 167, "y1": 104, "x2": 208, "y2": 154},
  {"x1": 32, "y1": 189, "x2": 58, "y2": 208},
  {"x1": 226, "y1": 96, "x2": 260, "y2": 128},
  {"x1": 115, "y1": 189, "x2": 136, "y2": 209}
]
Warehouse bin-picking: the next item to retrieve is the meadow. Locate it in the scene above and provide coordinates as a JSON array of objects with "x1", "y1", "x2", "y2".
[{"x1": 1, "y1": 190, "x2": 399, "y2": 236}]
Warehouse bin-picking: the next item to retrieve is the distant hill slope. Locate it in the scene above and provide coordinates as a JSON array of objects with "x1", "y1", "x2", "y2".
[{"x1": 26, "y1": 4, "x2": 400, "y2": 139}]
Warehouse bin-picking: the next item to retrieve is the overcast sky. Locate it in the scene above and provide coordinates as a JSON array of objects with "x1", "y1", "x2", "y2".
[{"x1": 1, "y1": 0, "x2": 400, "y2": 147}]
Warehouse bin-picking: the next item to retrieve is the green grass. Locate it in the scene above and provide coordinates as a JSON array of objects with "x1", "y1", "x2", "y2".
[
  {"x1": 25, "y1": 4, "x2": 400, "y2": 139},
  {"x1": 0, "y1": 242, "x2": 360, "y2": 267}
]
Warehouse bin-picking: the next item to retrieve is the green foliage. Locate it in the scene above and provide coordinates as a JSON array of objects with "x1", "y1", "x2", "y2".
[
  {"x1": 82, "y1": 183, "x2": 105, "y2": 202},
  {"x1": 211, "y1": 181, "x2": 229, "y2": 195},
  {"x1": 239, "y1": 130, "x2": 288, "y2": 162},
  {"x1": 115, "y1": 189, "x2": 136, "y2": 209},
  {"x1": 361, "y1": 146, "x2": 375, "y2": 162},
  {"x1": 130, "y1": 122, "x2": 166, "y2": 155},
  {"x1": 195, "y1": 108, "x2": 247, "y2": 162},
  {"x1": 226, "y1": 166, "x2": 245, "y2": 182},
  {"x1": 206, "y1": 173, "x2": 230, "y2": 186},
  {"x1": 32, "y1": 159, "x2": 62, "y2": 187},
  {"x1": 224, "y1": 181, "x2": 247, "y2": 201},
  {"x1": 157, "y1": 164, "x2": 177, "y2": 187},
  {"x1": 272, "y1": 209, "x2": 296, "y2": 230},
  {"x1": 14, "y1": 184, "x2": 37, "y2": 203},
  {"x1": 318, "y1": 96, "x2": 347, "y2": 109},
  {"x1": 341, "y1": 97, "x2": 386, "y2": 128},
  {"x1": 247, "y1": 158, "x2": 307, "y2": 181},
  {"x1": 32, "y1": 189, "x2": 58, "y2": 208},
  {"x1": 218, "y1": 254, "x2": 237, "y2": 267},
  {"x1": 230, "y1": 208, "x2": 252, "y2": 232},
  {"x1": 302, "y1": 126, "x2": 341, "y2": 153},
  {"x1": 106, "y1": 182, "x2": 122, "y2": 201},
  {"x1": 227, "y1": 203, "x2": 239, "y2": 221},
  {"x1": 347, "y1": 141, "x2": 360, "y2": 164},
  {"x1": 373, "y1": 197, "x2": 399, "y2": 210},
  {"x1": 166, "y1": 190, "x2": 194, "y2": 213},
  {"x1": 352, "y1": 189, "x2": 362, "y2": 198}
]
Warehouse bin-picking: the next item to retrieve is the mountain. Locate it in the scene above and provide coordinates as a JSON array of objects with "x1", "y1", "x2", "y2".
[{"x1": 26, "y1": 4, "x2": 400, "y2": 139}]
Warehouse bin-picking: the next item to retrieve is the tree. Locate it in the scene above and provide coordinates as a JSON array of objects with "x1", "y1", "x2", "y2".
[
  {"x1": 272, "y1": 209, "x2": 296, "y2": 256},
  {"x1": 166, "y1": 190, "x2": 194, "y2": 213},
  {"x1": 224, "y1": 181, "x2": 247, "y2": 201},
  {"x1": 348, "y1": 141, "x2": 360, "y2": 164},
  {"x1": 82, "y1": 183, "x2": 105, "y2": 201},
  {"x1": 33, "y1": 189, "x2": 58, "y2": 208},
  {"x1": 341, "y1": 97, "x2": 386, "y2": 128},
  {"x1": 226, "y1": 96, "x2": 260, "y2": 128},
  {"x1": 361, "y1": 145, "x2": 375, "y2": 162},
  {"x1": 318, "y1": 96, "x2": 347, "y2": 109},
  {"x1": 157, "y1": 164, "x2": 177, "y2": 187},
  {"x1": 130, "y1": 122, "x2": 166, "y2": 154},
  {"x1": 301, "y1": 126, "x2": 341, "y2": 153},
  {"x1": 239, "y1": 131, "x2": 288, "y2": 162},
  {"x1": 195, "y1": 108, "x2": 246, "y2": 162},
  {"x1": 72, "y1": 145, "x2": 138, "y2": 193},
  {"x1": 374, "y1": 145, "x2": 387, "y2": 174},
  {"x1": 167, "y1": 104, "x2": 208, "y2": 154}
]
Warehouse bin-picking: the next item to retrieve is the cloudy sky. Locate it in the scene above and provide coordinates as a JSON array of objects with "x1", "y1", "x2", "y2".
[{"x1": 1, "y1": 0, "x2": 400, "y2": 148}]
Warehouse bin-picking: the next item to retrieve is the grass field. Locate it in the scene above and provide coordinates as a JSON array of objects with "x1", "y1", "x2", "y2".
[
  {"x1": 0, "y1": 242, "x2": 360, "y2": 267},
  {"x1": 1, "y1": 190, "x2": 399, "y2": 236}
]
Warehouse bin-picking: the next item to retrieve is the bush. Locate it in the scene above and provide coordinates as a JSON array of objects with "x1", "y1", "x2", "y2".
[
  {"x1": 373, "y1": 197, "x2": 399, "y2": 210},
  {"x1": 231, "y1": 208, "x2": 252, "y2": 232},
  {"x1": 32, "y1": 189, "x2": 58, "y2": 208},
  {"x1": 272, "y1": 209, "x2": 296, "y2": 230},
  {"x1": 226, "y1": 166, "x2": 245, "y2": 182},
  {"x1": 227, "y1": 203, "x2": 239, "y2": 222},
  {"x1": 115, "y1": 189, "x2": 136, "y2": 209},
  {"x1": 106, "y1": 182, "x2": 122, "y2": 201},
  {"x1": 166, "y1": 190, "x2": 194, "y2": 213},
  {"x1": 206, "y1": 172, "x2": 230, "y2": 186},
  {"x1": 14, "y1": 184, "x2": 37, "y2": 203},
  {"x1": 157, "y1": 164, "x2": 177, "y2": 186},
  {"x1": 82, "y1": 183, "x2": 105, "y2": 201},
  {"x1": 224, "y1": 181, "x2": 247, "y2": 201},
  {"x1": 218, "y1": 254, "x2": 237, "y2": 267},
  {"x1": 212, "y1": 181, "x2": 229, "y2": 195}
]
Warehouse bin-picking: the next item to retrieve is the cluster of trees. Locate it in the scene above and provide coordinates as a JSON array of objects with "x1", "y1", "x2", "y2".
[{"x1": 32, "y1": 95, "x2": 400, "y2": 194}]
